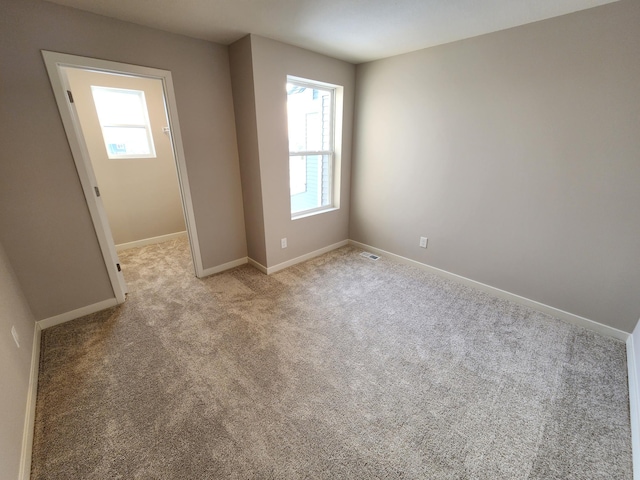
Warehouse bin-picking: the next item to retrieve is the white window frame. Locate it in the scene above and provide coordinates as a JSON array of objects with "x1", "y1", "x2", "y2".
[
  {"x1": 91, "y1": 85, "x2": 157, "y2": 159},
  {"x1": 287, "y1": 76, "x2": 340, "y2": 219}
]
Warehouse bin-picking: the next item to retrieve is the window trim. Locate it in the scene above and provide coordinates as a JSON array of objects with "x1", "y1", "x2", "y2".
[{"x1": 287, "y1": 76, "x2": 339, "y2": 219}]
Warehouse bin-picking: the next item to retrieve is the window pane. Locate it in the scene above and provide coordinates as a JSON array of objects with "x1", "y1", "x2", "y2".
[
  {"x1": 289, "y1": 155, "x2": 307, "y2": 196},
  {"x1": 290, "y1": 154, "x2": 331, "y2": 214},
  {"x1": 102, "y1": 126, "x2": 152, "y2": 156},
  {"x1": 287, "y1": 85, "x2": 332, "y2": 152},
  {"x1": 287, "y1": 77, "x2": 338, "y2": 217},
  {"x1": 91, "y1": 86, "x2": 156, "y2": 158},
  {"x1": 91, "y1": 87, "x2": 147, "y2": 126}
]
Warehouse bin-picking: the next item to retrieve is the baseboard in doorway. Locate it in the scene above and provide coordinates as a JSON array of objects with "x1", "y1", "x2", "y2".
[{"x1": 115, "y1": 231, "x2": 187, "y2": 252}]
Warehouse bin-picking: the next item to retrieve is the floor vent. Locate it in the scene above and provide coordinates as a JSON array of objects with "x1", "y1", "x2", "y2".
[{"x1": 360, "y1": 252, "x2": 380, "y2": 261}]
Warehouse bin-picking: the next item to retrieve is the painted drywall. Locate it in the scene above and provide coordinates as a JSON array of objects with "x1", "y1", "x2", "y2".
[
  {"x1": 0, "y1": 0, "x2": 246, "y2": 320},
  {"x1": 351, "y1": 0, "x2": 640, "y2": 331},
  {"x1": 0, "y1": 241, "x2": 36, "y2": 479},
  {"x1": 229, "y1": 36, "x2": 268, "y2": 266},
  {"x1": 232, "y1": 35, "x2": 355, "y2": 268},
  {"x1": 65, "y1": 68, "x2": 186, "y2": 246}
]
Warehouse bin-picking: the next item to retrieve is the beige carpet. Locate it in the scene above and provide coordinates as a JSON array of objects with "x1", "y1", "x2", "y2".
[{"x1": 31, "y1": 238, "x2": 632, "y2": 478}]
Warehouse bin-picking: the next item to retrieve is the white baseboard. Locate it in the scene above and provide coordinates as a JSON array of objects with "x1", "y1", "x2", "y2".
[
  {"x1": 247, "y1": 257, "x2": 268, "y2": 274},
  {"x1": 19, "y1": 324, "x2": 42, "y2": 480},
  {"x1": 21, "y1": 298, "x2": 120, "y2": 477},
  {"x1": 258, "y1": 240, "x2": 349, "y2": 275},
  {"x1": 349, "y1": 240, "x2": 629, "y2": 341},
  {"x1": 628, "y1": 333, "x2": 640, "y2": 480},
  {"x1": 19, "y1": 238, "x2": 637, "y2": 478},
  {"x1": 115, "y1": 231, "x2": 187, "y2": 252},
  {"x1": 200, "y1": 257, "x2": 248, "y2": 277},
  {"x1": 37, "y1": 298, "x2": 119, "y2": 330}
]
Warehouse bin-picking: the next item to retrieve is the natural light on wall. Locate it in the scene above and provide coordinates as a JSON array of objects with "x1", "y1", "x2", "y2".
[
  {"x1": 91, "y1": 86, "x2": 156, "y2": 159},
  {"x1": 287, "y1": 76, "x2": 340, "y2": 217}
]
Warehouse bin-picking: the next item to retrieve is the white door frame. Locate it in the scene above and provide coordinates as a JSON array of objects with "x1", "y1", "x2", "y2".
[{"x1": 42, "y1": 51, "x2": 205, "y2": 303}]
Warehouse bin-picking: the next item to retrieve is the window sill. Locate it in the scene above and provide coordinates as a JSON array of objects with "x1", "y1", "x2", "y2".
[{"x1": 291, "y1": 207, "x2": 339, "y2": 221}]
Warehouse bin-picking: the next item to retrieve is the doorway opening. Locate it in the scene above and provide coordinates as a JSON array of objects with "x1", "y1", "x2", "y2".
[{"x1": 42, "y1": 51, "x2": 204, "y2": 304}]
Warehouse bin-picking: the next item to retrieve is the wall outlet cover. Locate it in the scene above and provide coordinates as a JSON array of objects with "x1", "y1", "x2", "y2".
[{"x1": 419, "y1": 237, "x2": 428, "y2": 248}]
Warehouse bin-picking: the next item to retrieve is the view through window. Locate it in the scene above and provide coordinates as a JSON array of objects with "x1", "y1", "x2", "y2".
[{"x1": 287, "y1": 78, "x2": 336, "y2": 216}]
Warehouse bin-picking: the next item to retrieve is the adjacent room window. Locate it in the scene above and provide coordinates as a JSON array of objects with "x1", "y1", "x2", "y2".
[
  {"x1": 91, "y1": 86, "x2": 156, "y2": 159},
  {"x1": 287, "y1": 77, "x2": 338, "y2": 217}
]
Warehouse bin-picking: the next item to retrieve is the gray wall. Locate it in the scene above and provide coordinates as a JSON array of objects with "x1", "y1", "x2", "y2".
[
  {"x1": 65, "y1": 68, "x2": 186, "y2": 246},
  {"x1": 229, "y1": 36, "x2": 268, "y2": 266},
  {"x1": 0, "y1": 0, "x2": 246, "y2": 320},
  {"x1": 0, "y1": 241, "x2": 36, "y2": 479},
  {"x1": 351, "y1": 0, "x2": 640, "y2": 332},
  {"x1": 231, "y1": 35, "x2": 355, "y2": 268}
]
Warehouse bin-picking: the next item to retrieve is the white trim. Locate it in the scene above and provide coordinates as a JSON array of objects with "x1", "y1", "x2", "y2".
[
  {"x1": 263, "y1": 240, "x2": 349, "y2": 275},
  {"x1": 292, "y1": 207, "x2": 340, "y2": 221},
  {"x1": 200, "y1": 257, "x2": 248, "y2": 277},
  {"x1": 19, "y1": 300, "x2": 118, "y2": 478},
  {"x1": 348, "y1": 240, "x2": 630, "y2": 341},
  {"x1": 116, "y1": 231, "x2": 187, "y2": 252},
  {"x1": 286, "y1": 76, "x2": 340, "y2": 90},
  {"x1": 37, "y1": 298, "x2": 118, "y2": 330},
  {"x1": 42, "y1": 52, "x2": 127, "y2": 303},
  {"x1": 628, "y1": 328, "x2": 640, "y2": 480},
  {"x1": 287, "y1": 75, "x2": 341, "y2": 218},
  {"x1": 248, "y1": 258, "x2": 268, "y2": 274},
  {"x1": 19, "y1": 324, "x2": 42, "y2": 480},
  {"x1": 41, "y1": 51, "x2": 205, "y2": 297},
  {"x1": 159, "y1": 64, "x2": 204, "y2": 278},
  {"x1": 91, "y1": 85, "x2": 157, "y2": 159}
]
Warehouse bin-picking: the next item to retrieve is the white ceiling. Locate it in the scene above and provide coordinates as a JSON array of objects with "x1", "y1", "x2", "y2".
[{"x1": 46, "y1": 0, "x2": 619, "y2": 63}]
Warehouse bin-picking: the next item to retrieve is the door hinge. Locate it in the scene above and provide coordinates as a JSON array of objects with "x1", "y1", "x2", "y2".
[
  {"x1": 116, "y1": 263, "x2": 121, "y2": 272},
  {"x1": 94, "y1": 186, "x2": 101, "y2": 197},
  {"x1": 66, "y1": 90, "x2": 74, "y2": 103}
]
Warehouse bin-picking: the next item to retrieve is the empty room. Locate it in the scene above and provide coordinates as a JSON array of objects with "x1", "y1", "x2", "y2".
[{"x1": 1, "y1": 0, "x2": 639, "y2": 478}]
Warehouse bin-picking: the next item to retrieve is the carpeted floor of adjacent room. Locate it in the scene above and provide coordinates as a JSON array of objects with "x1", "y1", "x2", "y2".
[{"x1": 31, "y1": 238, "x2": 632, "y2": 478}]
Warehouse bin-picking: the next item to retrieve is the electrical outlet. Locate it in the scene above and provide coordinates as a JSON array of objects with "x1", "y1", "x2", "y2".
[
  {"x1": 419, "y1": 237, "x2": 428, "y2": 248},
  {"x1": 281, "y1": 238, "x2": 287, "y2": 249},
  {"x1": 11, "y1": 326, "x2": 19, "y2": 348}
]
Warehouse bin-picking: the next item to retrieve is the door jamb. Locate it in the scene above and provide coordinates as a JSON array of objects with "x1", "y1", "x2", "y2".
[{"x1": 42, "y1": 51, "x2": 205, "y2": 303}]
